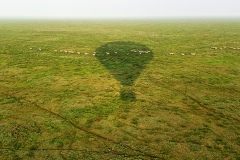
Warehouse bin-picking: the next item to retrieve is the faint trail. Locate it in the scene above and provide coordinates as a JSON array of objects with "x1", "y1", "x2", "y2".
[
  {"x1": 147, "y1": 74, "x2": 240, "y2": 124},
  {"x1": 0, "y1": 147, "x2": 161, "y2": 159},
  {"x1": 0, "y1": 92, "x2": 162, "y2": 159}
]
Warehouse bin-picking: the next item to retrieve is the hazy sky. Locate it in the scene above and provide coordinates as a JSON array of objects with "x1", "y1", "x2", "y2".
[{"x1": 0, "y1": 0, "x2": 240, "y2": 19}]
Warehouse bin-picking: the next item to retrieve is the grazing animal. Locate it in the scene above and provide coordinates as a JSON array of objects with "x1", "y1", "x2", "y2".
[
  {"x1": 191, "y1": 53, "x2": 196, "y2": 55},
  {"x1": 77, "y1": 52, "x2": 80, "y2": 54},
  {"x1": 29, "y1": 48, "x2": 32, "y2": 50},
  {"x1": 106, "y1": 52, "x2": 110, "y2": 55},
  {"x1": 211, "y1": 46, "x2": 217, "y2": 49},
  {"x1": 169, "y1": 52, "x2": 175, "y2": 55},
  {"x1": 85, "y1": 52, "x2": 88, "y2": 55},
  {"x1": 181, "y1": 53, "x2": 185, "y2": 55},
  {"x1": 38, "y1": 48, "x2": 42, "y2": 51},
  {"x1": 140, "y1": 50, "x2": 150, "y2": 54}
]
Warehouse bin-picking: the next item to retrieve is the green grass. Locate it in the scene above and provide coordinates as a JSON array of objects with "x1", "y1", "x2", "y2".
[{"x1": 0, "y1": 19, "x2": 240, "y2": 159}]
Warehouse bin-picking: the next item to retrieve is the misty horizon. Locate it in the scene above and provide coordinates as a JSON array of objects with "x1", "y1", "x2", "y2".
[{"x1": 0, "y1": 0, "x2": 240, "y2": 19}]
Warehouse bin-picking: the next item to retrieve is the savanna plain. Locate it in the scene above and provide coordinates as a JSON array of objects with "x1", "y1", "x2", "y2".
[{"x1": 0, "y1": 19, "x2": 240, "y2": 159}]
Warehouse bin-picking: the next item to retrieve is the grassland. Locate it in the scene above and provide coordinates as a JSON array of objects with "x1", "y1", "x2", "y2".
[{"x1": 0, "y1": 19, "x2": 240, "y2": 159}]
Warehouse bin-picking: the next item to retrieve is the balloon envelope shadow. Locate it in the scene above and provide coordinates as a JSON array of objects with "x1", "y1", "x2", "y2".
[{"x1": 95, "y1": 41, "x2": 153, "y2": 101}]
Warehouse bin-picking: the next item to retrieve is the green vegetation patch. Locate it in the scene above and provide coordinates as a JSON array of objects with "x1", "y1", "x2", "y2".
[{"x1": 0, "y1": 20, "x2": 240, "y2": 159}]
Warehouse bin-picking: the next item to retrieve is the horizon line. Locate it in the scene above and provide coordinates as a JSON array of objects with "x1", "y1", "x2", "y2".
[{"x1": 0, "y1": 16, "x2": 240, "y2": 21}]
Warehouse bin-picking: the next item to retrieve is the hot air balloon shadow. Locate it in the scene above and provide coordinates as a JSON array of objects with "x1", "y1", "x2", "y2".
[{"x1": 95, "y1": 41, "x2": 153, "y2": 101}]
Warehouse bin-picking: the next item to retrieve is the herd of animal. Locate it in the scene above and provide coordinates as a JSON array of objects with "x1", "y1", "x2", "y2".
[
  {"x1": 29, "y1": 45, "x2": 239, "y2": 57},
  {"x1": 29, "y1": 47, "x2": 151, "y2": 56}
]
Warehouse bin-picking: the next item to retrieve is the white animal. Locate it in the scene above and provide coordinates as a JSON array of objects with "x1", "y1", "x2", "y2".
[
  {"x1": 106, "y1": 52, "x2": 110, "y2": 55},
  {"x1": 85, "y1": 52, "x2": 88, "y2": 55},
  {"x1": 211, "y1": 46, "x2": 217, "y2": 49},
  {"x1": 38, "y1": 48, "x2": 42, "y2": 51},
  {"x1": 191, "y1": 53, "x2": 196, "y2": 56},
  {"x1": 169, "y1": 52, "x2": 175, "y2": 55},
  {"x1": 181, "y1": 53, "x2": 185, "y2": 56},
  {"x1": 68, "y1": 51, "x2": 74, "y2": 54},
  {"x1": 29, "y1": 48, "x2": 32, "y2": 50}
]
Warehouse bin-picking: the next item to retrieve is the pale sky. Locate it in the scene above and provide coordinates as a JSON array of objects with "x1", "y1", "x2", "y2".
[{"x1": 0, "y1": 0, "x2": 240, "y2": 19}]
